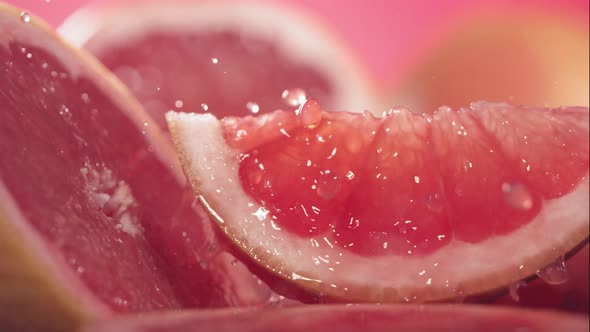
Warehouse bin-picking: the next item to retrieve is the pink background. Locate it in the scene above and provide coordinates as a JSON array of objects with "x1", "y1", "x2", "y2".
[{"x1": 7, "y1": 0, "x2": 590, "y2": 85}]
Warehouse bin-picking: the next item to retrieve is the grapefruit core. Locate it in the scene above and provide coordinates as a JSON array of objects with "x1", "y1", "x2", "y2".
[{"x1": 167, "y1": 100, "x2": 589, "y2": 303}]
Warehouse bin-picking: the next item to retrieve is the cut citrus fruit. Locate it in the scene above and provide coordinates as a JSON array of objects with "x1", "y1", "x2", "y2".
[
  {"x1": 59, "y1": 1, "x2": 380, "y2": 132},
  {"x1": 81, "y1": 304, "x2": 590, "y2": 332},
  {"x1": 0, "y1": 4, "x2": 270, "y2": 331},
  {"x1": 167, "y1": 100, "x2": 589, "y2": 303}
]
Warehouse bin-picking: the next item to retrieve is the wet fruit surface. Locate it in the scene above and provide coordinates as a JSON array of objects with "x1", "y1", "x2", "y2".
[
  {"x1": 167, "y1": 101, "x2": 588, "y2": 303},
  {"x1": 2, "y1": 40, "x2": 179, "y2": 311},
  {"x1": 0, "y1": 9, "x2": 269, "y2": 318},
  {"x1": 224, "y1": 101, "x2": 589, "y2": 256}
]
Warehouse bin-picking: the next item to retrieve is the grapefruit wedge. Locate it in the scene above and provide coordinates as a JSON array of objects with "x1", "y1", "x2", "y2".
[
  {"x1": 167, "y1": 100, "x2": 589, "y2": 303},
  {"x1": 0, "y1": 4, "x2": 270, "y2": 331},
  {"x1": 59, "y1": 1, "x2": 379, "y2": 131}
]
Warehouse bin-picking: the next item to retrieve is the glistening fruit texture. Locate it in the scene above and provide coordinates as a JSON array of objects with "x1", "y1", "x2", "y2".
[
  {"x1": 167, "y1": 100, "x2": 589, "y2": 303},
  {"x1": 1, "y1": 1, "x2": 589, "y2": 332}
]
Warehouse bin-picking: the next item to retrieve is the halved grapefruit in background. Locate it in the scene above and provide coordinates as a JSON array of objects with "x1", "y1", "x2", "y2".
[
  {"x1": 58, "y1": 1, "x2": 380, "y2": 132},
  {"x1": 167, "y1": 100, "x2": 589, "y2": 303},
  {"x1": 0, "y1": 4, "x2": 274, "y2": 331}
]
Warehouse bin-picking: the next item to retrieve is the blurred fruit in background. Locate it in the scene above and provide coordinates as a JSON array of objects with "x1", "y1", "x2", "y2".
[{"x1": 392, "y1": 13, "x2": 589, "y2": 112}]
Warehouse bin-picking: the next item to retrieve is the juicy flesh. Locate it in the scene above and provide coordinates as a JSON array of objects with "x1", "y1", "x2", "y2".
[
  {"x1": 90, "y1": 31, "x2": 334, "y2": 131},
  {"x1": 224, "y1": 101, "x2": 589, "y2": 257},
  {"x1": 0, "y1": 39, "x2": 229, "y2": 311}
]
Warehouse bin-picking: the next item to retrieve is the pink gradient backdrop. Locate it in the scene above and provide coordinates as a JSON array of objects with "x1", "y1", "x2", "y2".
[{"x1": 7, "y1": 0, "x2": 590, "y2": 85}]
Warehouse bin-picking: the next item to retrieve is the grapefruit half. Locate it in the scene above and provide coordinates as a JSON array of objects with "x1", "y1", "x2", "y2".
[
  {"x1": 167, "y1": 100, "x2": 589, "y2": 303},
  {"x1": 59, "y1": 1, "x2": 380, "y2": 131},
  {"x1": 0, "y1": 4, "x2": 270, "y2": 331}
]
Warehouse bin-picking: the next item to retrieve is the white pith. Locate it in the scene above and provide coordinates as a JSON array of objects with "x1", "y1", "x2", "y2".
[
  {"x1": 58, "y1": 1, "x2": 382, "y2": 114},
  {"x1": 167, "y1": 111, "x2": 589, "y2": 302}
]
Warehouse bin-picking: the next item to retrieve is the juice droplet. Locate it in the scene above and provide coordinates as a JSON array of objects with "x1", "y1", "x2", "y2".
[
  {"x1": 246, "y1": 102, "x2": 260, "y2": 114},
  {"x1": 233, "y1": 129, "x2": 248, "y2": 141},
  {"x1": 282, "y1": 88, "x2": 307, "y2": 107},
  {"x1": 59, "y1": 105, "x2": 72, "y2": 121},
  {"x1": 425, "y1": 192, "x2": 444, "y2": 213},
  {"x1": 201, "y1": 103, "x2": 209, "y2": 111},
  {"x1": 296, "y1": 99, "x2": 322, "y2": 129},
  {"x1": 509, "y1": 281, "x2": 526, "y2": 302},
  {"x1": 265, "y1": 295, "x2": 286, "y2": 308},
  {"x1": 174, "y1": 100, "x2": 184, "y2": 109},
  {"x1": 345, "y1": 170, "x2": 355, "y2": 180},
  {"x1": 210, "y1": 57, "x2": 219, "y2": 64},
  {"x1": 20, "y1": 12, "x2": 31, "y2": 23},
  {"x1": 316, "y1": 171, "x2": 341, "y2": 200},
  {"x1": 501, "y1": 182, "x2": 534, "y2": 211},
  {"x1": 536, "y1": 256, "x2": 568, "y2": 285}
]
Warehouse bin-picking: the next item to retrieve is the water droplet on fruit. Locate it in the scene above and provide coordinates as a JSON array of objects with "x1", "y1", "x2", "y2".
[
  {"x1": 502, "y1": 182, "x2": 534, "y2": 211},
  {"x1": 59, "y1": 105, "x2": 72, "y2": 121},
  {"x1": 174, "y1": 100, "x2": 184, "y2": 108},
  {"x1": 282, "y1": 88, "x2": 307, "y2": 106},
  {"x1": 345, "y1": 170, "x2": 355, "y2": 180},
  {"x1": 265, "y1": 294, "x2": 286, "y2": 307},
  {"x1": 509, "y1": 281, "x2": 526, "y2": 302},
  {"x1": 201, "y1": 103, "x2": 209, "y2": 111},
  {"x1": 20, "y1": 12, "x2": 31, "y2": 23},
  {"x1": 113, "y1": 297, "x2": 129, "y2": 308},
  {"x1": 210, "y1": 57, "x2": 219, "y2": 64},
  {"x1": 296, "y1": 99, "x2": 322, "y2": 129},
  {"x1": 316, "y1": 171, "x2": 341, "y2": 200},
  {"x1": 425, "y1": 192, "x2": 444, "y2": 213},
  {"x1": 536, "y1": 256, "x2": 568, "y2": 285},
  {"x1": 246, "y1": 102, "x2": 260, "y2": 114},
  {"x1": 252, "y1": 206, "x2": 269, "y2": 221}
]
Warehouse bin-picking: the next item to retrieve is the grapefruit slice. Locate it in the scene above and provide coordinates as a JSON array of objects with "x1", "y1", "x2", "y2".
[
  {"x1": 59, "y1": 1, "x2": 380, "y2": 131},
  {"x1": 0, "y1": 4, "x2": 270, "y2": 331},
  {"x1": 81, "y1": 304, "x2": 590, "y2": 332},
  {"x1": 167, "y1": 100, "x2": 589, "y2": 303}
]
